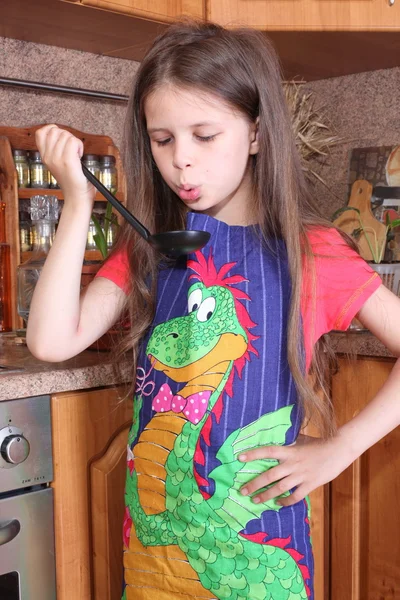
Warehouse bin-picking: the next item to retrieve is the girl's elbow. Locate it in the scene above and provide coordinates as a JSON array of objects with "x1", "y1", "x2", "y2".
[
  {"x1": 26, "y1": 337, "x2": 60, "y2": 363},
  {"x1": 26, "y1": 330, "x2": 70, "y2": 363}
]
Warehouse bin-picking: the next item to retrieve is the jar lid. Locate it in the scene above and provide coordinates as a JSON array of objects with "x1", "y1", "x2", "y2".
[
  {"x1": 99, "y1": 155, "x2": 116, "y2": 166},
  {"x1": 12, "y1": 149, "x2": 28, "y2": 157},
  {"x1": 29, "y1": 150, "x2": 41, "y2": 160},
  {"x1": 83, "y1": 154, "x2": 100, "y2": 162}
]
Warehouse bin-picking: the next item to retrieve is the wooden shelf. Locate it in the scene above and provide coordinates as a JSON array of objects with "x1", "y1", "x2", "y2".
[
  {"x1": 18, "y1": 187, "x2": 123, "y2": 203},
  {"x1": 0, "y1": 124, "x2": 125, "y2": 330},
  {"x1": 20, "y1": 248, "x2": 104, "y2": 264}
]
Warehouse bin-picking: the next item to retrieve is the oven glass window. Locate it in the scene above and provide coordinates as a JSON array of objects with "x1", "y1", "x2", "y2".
[{"x1": 0, "y1": 571, "x2": 20, "y2": 599}]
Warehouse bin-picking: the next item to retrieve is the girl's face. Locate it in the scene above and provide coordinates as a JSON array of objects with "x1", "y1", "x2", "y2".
[{"x1": 145, "y1": 85, "x2": 259, "y2": 226}]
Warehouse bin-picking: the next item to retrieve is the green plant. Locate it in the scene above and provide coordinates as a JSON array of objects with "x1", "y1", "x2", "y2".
[
  {"x1": 91, "y1": 202, "x2": 119, "y2": 259},
  {"x1": 332, "y1": 206, "x2": 400, "y2": 263}
]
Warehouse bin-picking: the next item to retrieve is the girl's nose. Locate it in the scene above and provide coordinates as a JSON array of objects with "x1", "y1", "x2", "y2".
[{"x1": 172, "y1": 141, "x2": 192, "y2": 170}]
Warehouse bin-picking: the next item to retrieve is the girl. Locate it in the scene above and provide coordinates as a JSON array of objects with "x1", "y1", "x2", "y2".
[{"x1": 28, "y1": 21, "x2": 400, "y2": 600}]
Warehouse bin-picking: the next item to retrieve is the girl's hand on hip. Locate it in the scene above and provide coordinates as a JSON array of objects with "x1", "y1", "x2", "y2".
[
  {"x1": 35, "y1": 124, "x2": 95, "y2": 207},
  {"x1": 238, "y1": 434, "x2": 354, "y2": 507}
]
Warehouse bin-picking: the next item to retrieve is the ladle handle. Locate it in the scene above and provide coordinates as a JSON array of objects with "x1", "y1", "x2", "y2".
[{"x1": 81, "y1": 161, "x2": 150, "y2": 240}]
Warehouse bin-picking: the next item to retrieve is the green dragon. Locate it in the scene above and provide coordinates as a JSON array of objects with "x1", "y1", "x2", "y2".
[{"x1": 124, "y1": 252, "x2": 310, "y2": 600}]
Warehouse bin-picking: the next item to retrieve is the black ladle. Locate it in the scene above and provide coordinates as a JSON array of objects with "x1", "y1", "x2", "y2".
[{"x1": 81, "y1": 162, "x2": 210, "y2": 257}]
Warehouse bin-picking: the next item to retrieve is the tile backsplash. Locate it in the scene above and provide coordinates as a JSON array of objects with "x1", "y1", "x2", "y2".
[
  {"x1": 306, "y1": 65, "x2": 400, "y2": 218},
  {"x1": 0, "y1": 36, "x2": 138, "y2": 148}
]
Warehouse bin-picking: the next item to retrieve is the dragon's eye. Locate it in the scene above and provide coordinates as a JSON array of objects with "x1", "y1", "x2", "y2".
[
  {"x1": 197, "y1": 297, "x2": 216, "y2": 322},
  {"x1": 188, "y1": 289, "x2": 202, "y2": 313}
]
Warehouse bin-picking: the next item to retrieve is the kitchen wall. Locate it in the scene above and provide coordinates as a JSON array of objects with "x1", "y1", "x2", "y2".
[
  {"x1": 1, "y1": 35, "x2": 399, "y2": 219},
  {"x1": 306, "y1": 66, "x2": 400, "y2": 218},
  {"x1": 0, "y1": 36, "x2": 138, "y2": 148}
]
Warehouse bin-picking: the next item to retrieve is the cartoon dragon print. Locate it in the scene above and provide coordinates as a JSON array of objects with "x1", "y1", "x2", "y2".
[{"x1": 124, "y1": 249, "x2": 311, "y2": 600}]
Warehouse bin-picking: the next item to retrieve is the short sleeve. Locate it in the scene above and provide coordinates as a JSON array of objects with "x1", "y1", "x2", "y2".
[
  {"x1": 94, "y1": 247, "x2": 130, "y2": 294},
  {"x1": 301, "y1": 227, "x2": 381, "y2": 367}
]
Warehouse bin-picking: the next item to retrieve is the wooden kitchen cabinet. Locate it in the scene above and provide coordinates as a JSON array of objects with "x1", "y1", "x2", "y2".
[
  {"x1": 66, "y1": 0, "x2": 204, "y2": 21},
  {"x1": 208, "y1": 0, "x2": 400, "y2": 31},
  {"x1": 51, "y1": 385, "x2": 133, "y2": 600},
  {"x1": 330, "y1": 356, "x2": 400, "y2": 600}
]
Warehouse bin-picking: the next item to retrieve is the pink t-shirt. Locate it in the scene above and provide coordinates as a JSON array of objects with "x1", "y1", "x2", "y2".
[{"x1": 96, "y1": 227, "x2": 381, "y2": 371}]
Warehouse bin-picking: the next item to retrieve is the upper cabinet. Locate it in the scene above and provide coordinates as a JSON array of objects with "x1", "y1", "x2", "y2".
[
  {"x1": 2, "y1": 0, "x2": 400, "y2": 79},
  {"x1": 208, "y1": 0, "x2": 400, "y2": 31},
  {"x1": 66, "y1": 0, "x2": 205, "y2": 21}
]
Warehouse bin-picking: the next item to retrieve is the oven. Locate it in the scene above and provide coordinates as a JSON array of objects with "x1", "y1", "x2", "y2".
[{"x1": 0, "y1": 394, "x2": 56, "y2": 599}]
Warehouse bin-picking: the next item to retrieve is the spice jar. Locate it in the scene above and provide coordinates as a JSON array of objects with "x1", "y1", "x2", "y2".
[
  {"x1": 82, "y1": 154, "x2": 101, "y2": 180},
  {"x1": 99, "y1": 155, "x2": 118, "y2": 194},
  {"x1": 86, "y1": 219, "x2": 97, "y2": 250},
  {"x1": 49, "y1": 171, "x2": 59, "y2": 189},
  {"x1": 30, "y1": 151, "x2": 50, "y2": 188},
  {"x1": 13, "y1": 149, "x2": 30, "y2": 188},
  {"x1": 19, "y1": 216, "x2": 32, "y2": 253}
]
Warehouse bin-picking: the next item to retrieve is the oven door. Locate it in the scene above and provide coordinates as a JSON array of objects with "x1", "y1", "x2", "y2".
[{"x1": 0, "y1": 487, "x2": 56, "y2": 600}]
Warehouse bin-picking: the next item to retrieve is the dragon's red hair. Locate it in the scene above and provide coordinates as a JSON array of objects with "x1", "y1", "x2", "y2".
[
  {"x1": 188, "y1": 248, "x2": 259, "y2": 397},
  {"x1": 189, "y1": 249, "x2": 260, "y2": 495}
]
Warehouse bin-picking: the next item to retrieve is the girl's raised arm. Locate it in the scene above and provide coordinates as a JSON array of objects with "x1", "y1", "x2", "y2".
[{"x1": 26, "y1": 125, "x2": 126, "y2": 362}]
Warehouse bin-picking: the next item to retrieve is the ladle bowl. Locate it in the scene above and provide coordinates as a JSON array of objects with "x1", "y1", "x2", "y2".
[{"x1": 81, "y1": 162, "x2": 210, "y2": 257}]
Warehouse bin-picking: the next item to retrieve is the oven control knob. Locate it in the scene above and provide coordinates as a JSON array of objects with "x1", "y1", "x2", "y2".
[{"x1": 1, "y1": 435, "x2": 30, "y2": 465}]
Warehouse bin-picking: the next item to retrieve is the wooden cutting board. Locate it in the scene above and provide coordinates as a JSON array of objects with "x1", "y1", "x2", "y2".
[{"x1": 333, "y1": 179, "x2": 387, "y2": 261}]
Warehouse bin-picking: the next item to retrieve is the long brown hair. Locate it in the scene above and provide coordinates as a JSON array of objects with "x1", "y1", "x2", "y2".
[{"x1": 113, "y1": 20, "x2": 343, "y2": 436}]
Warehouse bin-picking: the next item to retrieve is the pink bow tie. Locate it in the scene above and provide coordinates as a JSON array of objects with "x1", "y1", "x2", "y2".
[{"x1": 152, "y1": 383, "x2": 211, "y2": 424}]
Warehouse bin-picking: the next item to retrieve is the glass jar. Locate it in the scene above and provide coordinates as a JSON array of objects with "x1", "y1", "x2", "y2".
[
  {"x1": 13, "y1": 149, "x2": 30, "y2": 188},
  {"x1": 49, "y1": 171, "x2": 59, "y2": 189},
  {"x1": 86, "y1": 218, "x2": 98, "y2": 250},
  {"x1": 19, "y1": 220, "x2": 32, "y2": 253},
  {"x1": 106, "y1": 218, "x2": 118, "y2": 249},
  {"x1": 0, "y1": 203, "x2": 12, "y2": 332},
  {"x1": 82, "y1": 154, "x2": 100, "y2": 180},
  {"x1": 17, "y1": 196, "x2": 58, "y2": 322},
  {"x1": 30, "y1": 151, "x2": 50, "y2": 188},
  {"x1": 99, "y1": 155, "x2": 118, "y2": 194}
]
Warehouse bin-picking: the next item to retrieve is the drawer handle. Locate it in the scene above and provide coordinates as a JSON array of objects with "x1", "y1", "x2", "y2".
[
  {"x1": 0, "y1": 519, "x2": 21, "y2": 546},
  {"x1": 389, "y1": 0, "x2": 395, "y2": 5}
]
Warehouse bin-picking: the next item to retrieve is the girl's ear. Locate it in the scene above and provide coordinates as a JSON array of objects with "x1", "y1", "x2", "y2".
[{"x1": 249, "y1": 117, "x2": 259, "y2": 156}]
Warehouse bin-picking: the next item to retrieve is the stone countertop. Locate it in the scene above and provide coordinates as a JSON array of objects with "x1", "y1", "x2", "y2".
[
  {"x1": 329, "y1": 330, "x2": 395, "y2": 360},
  {"x1": 0, "y1": 335, "x2": 131, "y2": 402},
  {"x1": 0, "y1": 329, "x2": 396, "y2": 402}
]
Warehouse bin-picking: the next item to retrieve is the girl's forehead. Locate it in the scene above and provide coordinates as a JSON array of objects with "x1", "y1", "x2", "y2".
[{"x1": 145, "y1": 84, "x2": 239, "y2": 126}]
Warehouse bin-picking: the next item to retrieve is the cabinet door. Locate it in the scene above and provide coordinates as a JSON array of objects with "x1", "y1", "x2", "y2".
[
  {"x1": 330, "y1": 357, "x2": 400, "y2": 600},
  {"x1": 91, "y1": 426, "x2": 130, "y2": 600},
  {"x1": 302, "y1": 421, "x2": 329, "y2": 600},
  {"x1": 208, "y1": 0, "x2": 400, "y2": 31},
  {"x1": 72, "y1": 0, "x2": 204, "y2": 21},
  {"x1": 51, "y1": 386, "x2": 132, "y2": 600}
]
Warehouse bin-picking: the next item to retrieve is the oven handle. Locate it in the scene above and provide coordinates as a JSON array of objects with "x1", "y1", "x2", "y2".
[{"x1": 0, "y1": 519, "x2": 21, "y2": 545}]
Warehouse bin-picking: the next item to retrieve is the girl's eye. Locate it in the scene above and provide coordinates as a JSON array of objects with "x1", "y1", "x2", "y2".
[
  {"x1": 196, "y1": 135, "x2": 216, "y2": 143},
  {"x1": 196, "y1": 297, "x2": 216, "y2": 322},
  {"x1": 155, "y1": 138, "x2": 172, "y2": 147},
  {"x1": 188, "y1": 289, "x2": 202, "y2": 313}
]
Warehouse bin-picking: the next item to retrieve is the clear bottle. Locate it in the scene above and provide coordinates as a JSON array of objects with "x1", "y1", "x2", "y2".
[
  {"x1": 17, "y1": 195, "x2": 58, "y2": 322},
  {"x1": 99, "y1": 155, "x2": 118, "y2": 194},
  {"x1": 82, "y1": 154, "x2": 101, "y2": 180},
  {"x1": 13, "y1": 149, "x2": 30, "y2": 188},
  {"x1": 30, "y1": 151, "x2": 50, "y2": 188},
  {"x1": 0, "y1": 202, "x2": 12, "y2": 332}
]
